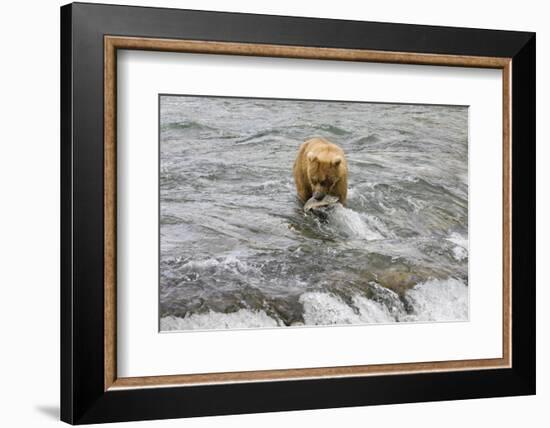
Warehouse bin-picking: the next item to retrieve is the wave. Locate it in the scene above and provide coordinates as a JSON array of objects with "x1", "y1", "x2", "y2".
[
  {"x1": 313, "y1": 124, "x2": 351, "y2": 136},
  {"x1": 235, "y1": 130, "x2": 281, "y2": 144},
  {"x1": 161, "y1": 277, "x2": 468, "y2": 331},
  {"x1": 161, "y1": 309, "x2": 282, "y2": 331},
  {"x1": 175, "y1": 254, "x2": 255, "y2": 275},
  {"x1": 353, "y1": 134, "x2": 380, "y2": 144},
  {"x1": 163, "y1": 120, "x2": 216, "y2": 131},
  {"x1": 445, "y1": 232, "x2": 468, "y2": 261},
  {"x1": 234, "y1": 124, "x2": 350, "y2": 146},
  {"x1": 301, "y1": 277, "x2": 468, "y2": 326},
  {"x1": 328, "y1": 205, "x2": 385, "y2": 240},
  {"x1": 300, "y1": 292, "x2": 395, "y2": 325},
  {"x1": 401, "y1": 277, "x2": 468, "y2": 322}
]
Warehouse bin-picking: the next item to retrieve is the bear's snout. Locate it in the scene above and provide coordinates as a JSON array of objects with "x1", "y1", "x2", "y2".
[
  {"x1": 313, "y1": 191, "x2": 326, "y2": 201},
  {"x1": 293, "y1": 137, "x2": 348, "y2": 206}
]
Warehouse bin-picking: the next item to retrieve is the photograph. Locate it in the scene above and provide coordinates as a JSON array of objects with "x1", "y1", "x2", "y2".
[{"x1": 159, "y1": 95, "x2": 469, "y2": 332}]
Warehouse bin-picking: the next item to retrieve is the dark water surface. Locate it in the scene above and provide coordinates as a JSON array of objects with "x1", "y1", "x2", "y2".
[{"x1": 159, "y1": 95, "x2": 469, "y2": 331}]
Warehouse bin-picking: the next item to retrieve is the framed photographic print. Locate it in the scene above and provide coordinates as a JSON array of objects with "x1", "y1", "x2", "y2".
[{"x1": 60, "y1": 2, "x2": 536, "y2": 424}]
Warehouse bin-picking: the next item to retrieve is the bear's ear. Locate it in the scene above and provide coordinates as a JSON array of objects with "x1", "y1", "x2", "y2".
[
  {"x1": 307, "y1": 151, "x2": 317, "y2": 162},
  {"x1": 332, "y1": 156, "x2": 342, "y2": 167}
]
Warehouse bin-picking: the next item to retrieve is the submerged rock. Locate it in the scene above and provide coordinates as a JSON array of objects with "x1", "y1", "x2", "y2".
[{"x1": 373, "y1": 268, "x2": 451, "y2": 295}]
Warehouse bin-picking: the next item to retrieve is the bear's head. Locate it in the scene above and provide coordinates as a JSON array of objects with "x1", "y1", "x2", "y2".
[{"x1": 306, "y1": 151, "x2": 343, "y2": 201}]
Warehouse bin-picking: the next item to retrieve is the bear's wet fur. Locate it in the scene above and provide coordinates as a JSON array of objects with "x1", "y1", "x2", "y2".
[{"x1": 293, "y1": 137, "x2": 348, "y2": 205}]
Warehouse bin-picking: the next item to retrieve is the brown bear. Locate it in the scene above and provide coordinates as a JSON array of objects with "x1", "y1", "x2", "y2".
[{"x1": 293, "y1": 137, "x2": 348, "y2": 205}]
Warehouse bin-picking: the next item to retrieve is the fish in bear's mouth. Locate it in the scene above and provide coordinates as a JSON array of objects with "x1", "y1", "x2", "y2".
[{"x1": 303, "y1": 194, "x2": 340, "y2": 213}]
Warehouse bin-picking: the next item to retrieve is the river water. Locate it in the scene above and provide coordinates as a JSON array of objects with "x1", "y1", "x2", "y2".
[{"x1": 159, "y1": 95, "x2": 469, "y2": 331}]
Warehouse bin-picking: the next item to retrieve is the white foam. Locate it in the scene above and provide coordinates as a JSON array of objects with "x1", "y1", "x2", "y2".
[
  {"x1": 161, "y1": 309, "x2": 281, "y2": 331},
  {"x1": 300, "y1": 277, "x2": 468, "y2": 327},
  {"x1": 161, "y1": 278, "x2": 468, "y2": 331},
  {"x1": 177, "y1": 255, "x2": 253, "y2": 273},
  {"x1": 446, "y1": 232, "x2": 468, "y2": 261},
  {"x1": 351, "y1": 295, "x2": 397, "y2": 323},
  {"x1": 329, "y1": 205, "x2": 384, "y2": 240},
  {"x1": 347, "y1": 187, "x2": 358, "y2": 199},
  {"x1": 401, "y1": 278, "x2": 468, "y2": 322},
  {"x1": 300, "y1": 292, "x2": 395, "y2": 325}
]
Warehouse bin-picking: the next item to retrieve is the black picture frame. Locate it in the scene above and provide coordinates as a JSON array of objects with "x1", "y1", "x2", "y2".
[{"x1": 61, "y1": 2, "x2": 535, "y2": 424}]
